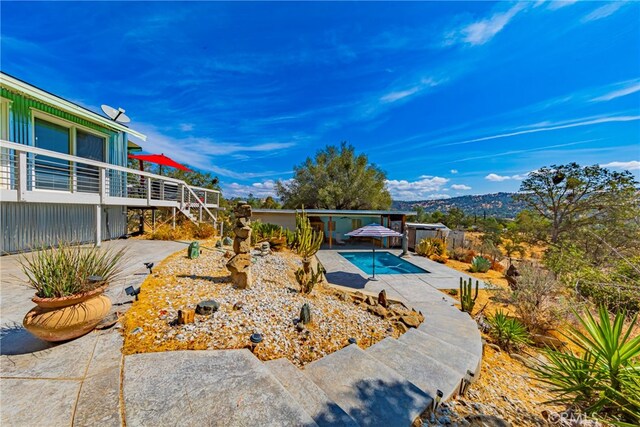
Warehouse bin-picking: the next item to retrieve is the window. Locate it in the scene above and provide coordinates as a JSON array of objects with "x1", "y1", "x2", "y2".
[
  {"x1": 34, "y1": 118, "x2": 70, "y2": 190},
  {"x1": 76, "y1": 129, "x2": 105, "y2": 193}
]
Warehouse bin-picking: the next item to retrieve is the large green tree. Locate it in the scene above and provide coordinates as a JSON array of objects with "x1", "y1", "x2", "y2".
[
  {"x1": 515, "y1": 163, "x2": 638, "y2": 245},
  {"x1": 276, "y1": 142, "x2": 392, "y2": 209}
]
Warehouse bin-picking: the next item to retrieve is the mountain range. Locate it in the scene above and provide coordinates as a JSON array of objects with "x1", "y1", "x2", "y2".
[{"x1": 392, "y1": 192, "x2": 526, "y2": 218}]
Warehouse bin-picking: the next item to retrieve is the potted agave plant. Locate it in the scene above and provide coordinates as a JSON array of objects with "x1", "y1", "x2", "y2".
[{"x1": 20, "y1": 242, "x2": 125, "y2": 342}]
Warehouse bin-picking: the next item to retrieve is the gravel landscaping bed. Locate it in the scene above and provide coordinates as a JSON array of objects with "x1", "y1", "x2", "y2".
[{"x1": 122, "y1": 244, "x2": 410, "y2": 366}]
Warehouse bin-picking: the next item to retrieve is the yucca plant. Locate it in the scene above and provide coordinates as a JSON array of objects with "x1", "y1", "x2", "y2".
[
  {"x1": 488, "y1": 310, "x2": 530, "y2": 351},
  {"x1": 533, "y1": 307, "x2": 640, "y2": 423},
  {"x1": 470, "y1": 256, "x2": 491, "y2": 273},
  {"x1": 20, "y1": 243, "x2": 126, "y2": 298}
]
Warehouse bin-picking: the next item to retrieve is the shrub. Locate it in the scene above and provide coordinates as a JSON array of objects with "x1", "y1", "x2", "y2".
[
  {"x1": 510, "y1": 263, "x2": 565, "y2": 333},
  {"x1": 20, "y1": 242, "x2": 125, "y2": 298},
  {"x1": 450, "y1": 247, "x2": 468, "y2": 262},
  {"x1": 488, "y1": 310, "x2": 530, "y2": 351},
  {"x1": 194, "y1": 223, "x2": 216, "y2": 239},
  {"x1": 490, "y1": 260, "x2": 504, "y2": 272},
  {"x1": 430, "y1": 254, "x2": 447, "y2": 264},
  {"x1": 533, "y1": 307, "x2": 640, "y2": 423},
  {"x1": 470, "y1": 256, "x2": 491, "y2": 273},
  {"x1": 463, "y1": 249, "x2": 477, "y2": 263},
  {"x1": 416, "y1": 238, "x2": 446, "y2": 258}
]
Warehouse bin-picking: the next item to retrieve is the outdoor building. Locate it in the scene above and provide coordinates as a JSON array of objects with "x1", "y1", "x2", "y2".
[
  {"x1": 252, "y1": 208, "x2": 416, "y2": 248},
  {"x1": 0, "y1": 72, "x2": 220, "y2": 253},
  {"x1": 406, "y1": 222, "x2": 465, "y2": 251}
]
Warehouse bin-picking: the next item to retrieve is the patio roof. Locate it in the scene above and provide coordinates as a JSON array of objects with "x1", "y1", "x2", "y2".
[{"x1": 253, "y1": 208, "x2": 417, "y2": 216}]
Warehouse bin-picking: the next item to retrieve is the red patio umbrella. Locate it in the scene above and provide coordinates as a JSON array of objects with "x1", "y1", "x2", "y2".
[{"x1": 128, "y1": 153, "x2": 192, "y2": 174}]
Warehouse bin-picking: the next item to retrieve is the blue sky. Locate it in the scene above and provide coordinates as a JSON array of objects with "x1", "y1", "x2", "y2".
[{"x1": 2, "y1": 1, "x2": 639, "y2": 200}]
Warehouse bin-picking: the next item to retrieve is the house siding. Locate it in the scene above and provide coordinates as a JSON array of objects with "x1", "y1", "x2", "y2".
[{"x1": 0, "y1": 202, "x2": 127, "y2": 254}]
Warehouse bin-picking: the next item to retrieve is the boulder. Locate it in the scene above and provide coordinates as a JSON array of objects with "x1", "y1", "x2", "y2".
[
  {"x1": 465, "y1": 415, "x2": 511, "y2": 427},
  {"x1": 195, "y1": 300, "x2": 220, "y2": 316},
  {"x1": 367, "y1": 305, "x2": 388, "y2": 318},
  {"x1": 233, "y1": 238, "x2": 252, "y2": 254},
  {"x1": 227, "y1": 253, "x2": 252, "y2": 271},
  {"x1": 378, "y1": 290, "x2": 388, "y2": 308},
  {"x1": 532, "y1": 333, "x2": 566, "y2": 349},
  {"x1": 234, "y1": 203, "x2": 252, "y2": 218},
  {"x1": 396, "y1": 322, "x2": 409, "y2": 334},
  {"x1": 234, "y1": 226, "x2": 251, "y2": 239},
  {"x1": 365, "y1": 295, "x2": 377, "y2": 306},
  {"x1": 400, "y1": 314, "x2": 421, "y2": 329},
  {"x1": 231, "y1": 270, "x2": 252, "y2": 290}
]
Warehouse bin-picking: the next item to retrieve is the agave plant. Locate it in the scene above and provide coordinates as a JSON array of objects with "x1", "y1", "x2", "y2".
[
  {"x1": 470, "y1": 256, "x2": 491, "y2": 273},
  {"x1": 20, "y1": 243, "x2": 126, "y2": 298},
  {"x1": 533, "y1": 306, "x2": 640, "y2": 423}
]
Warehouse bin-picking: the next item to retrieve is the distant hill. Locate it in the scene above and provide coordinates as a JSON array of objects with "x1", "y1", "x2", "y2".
[{"x1": 392, "y1": 192, "x2": 526, "y2": 219}]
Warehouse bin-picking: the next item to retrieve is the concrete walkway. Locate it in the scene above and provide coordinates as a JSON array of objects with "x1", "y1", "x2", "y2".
[
  {"x1": 1, "y1": 243, "x2": 484, "y2": 426},
  {"x1": 0, "y1": 239, "x2": 188, "y2": 426}
]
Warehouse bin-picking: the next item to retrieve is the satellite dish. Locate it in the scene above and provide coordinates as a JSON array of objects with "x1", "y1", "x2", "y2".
[{"x1": 101, "y1": 104, "x2": 131, "y2": 123}]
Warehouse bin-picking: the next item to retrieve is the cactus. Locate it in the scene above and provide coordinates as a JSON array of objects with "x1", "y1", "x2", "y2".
[
  {"x1": 294, "y1": 208, "x2": 323, "y2": 260},
  {"x1": 295, "y1": 263, "x2": 323, "y2": 294},
  {"x1": 300, "y1": 303, "x2": 312, "y2": 324},
  {"x1": 459, "y1": 277, "x2": 479, "y2": 314}
]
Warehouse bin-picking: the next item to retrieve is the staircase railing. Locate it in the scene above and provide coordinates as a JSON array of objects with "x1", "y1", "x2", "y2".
[{"x1": 0, "y1": 140, "x2": 220, "y2": 224}]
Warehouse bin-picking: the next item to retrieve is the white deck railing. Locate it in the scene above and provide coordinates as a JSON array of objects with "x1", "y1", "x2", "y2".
[{"x1": 0, "y1": 140, "x2": 220, "y2": 224}]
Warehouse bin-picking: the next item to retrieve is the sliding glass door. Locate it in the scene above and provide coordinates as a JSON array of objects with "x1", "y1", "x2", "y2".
[
  {"x1": 76, "y1": 129, "x2": 105, "y2": 193},
  {"x1": 34, "y1": 118, "x2": 70, "y2": 190}
]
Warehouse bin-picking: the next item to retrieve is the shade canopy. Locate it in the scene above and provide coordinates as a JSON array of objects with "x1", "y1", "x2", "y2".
[
  {"x1": 127, "y1": 153, "x2": 191, "y2": 171},
  {"x1": 346, "y1": 223, "x2": 402, "y2": 238}
]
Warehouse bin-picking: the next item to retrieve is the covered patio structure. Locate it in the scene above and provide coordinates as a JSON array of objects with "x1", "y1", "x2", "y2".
[{"x1": 252, "y1": 209, "x2": 416, "y2": 249}]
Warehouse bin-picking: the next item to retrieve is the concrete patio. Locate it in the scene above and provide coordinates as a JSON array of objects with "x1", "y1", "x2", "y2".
[{"x1": 1, "y1": 242, "x2": 484, "y2": 426}]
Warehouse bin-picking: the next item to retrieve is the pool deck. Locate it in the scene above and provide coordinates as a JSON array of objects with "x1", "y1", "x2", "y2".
[{"x1": 317, "y1": 249, "x2": 486, "y2": 305}]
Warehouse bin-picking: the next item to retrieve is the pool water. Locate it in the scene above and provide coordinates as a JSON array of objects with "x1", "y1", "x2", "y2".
[{"x1": 339, "y1": 251, "x2": 428, "y2": 275}]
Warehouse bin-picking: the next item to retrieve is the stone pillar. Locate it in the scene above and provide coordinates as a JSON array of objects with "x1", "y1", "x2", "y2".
[{"x1": 226, "y1": 201, "x2": 253, "y2": 289}]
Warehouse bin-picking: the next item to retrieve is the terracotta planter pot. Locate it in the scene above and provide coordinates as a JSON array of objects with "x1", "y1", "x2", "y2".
[{"x1": 23, "y1": 286, "x2": 112, "y2": 342}]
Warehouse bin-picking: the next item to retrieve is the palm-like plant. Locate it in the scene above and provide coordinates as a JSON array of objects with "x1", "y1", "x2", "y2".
[{"x1": 534, "y1": 306, "x2": 640, "y2": 423}]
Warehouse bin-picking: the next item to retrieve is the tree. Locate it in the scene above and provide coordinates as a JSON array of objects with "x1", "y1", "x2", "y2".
[
  {"x1": 515, "y1": 163, "x2": 638, "y2": 245},
  {"x1": 276, "y1": 142, "x2": 392, "y2": 209}
]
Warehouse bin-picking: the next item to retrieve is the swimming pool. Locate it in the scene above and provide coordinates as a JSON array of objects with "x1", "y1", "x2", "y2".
[{"x1": 339, "y1": 251, "x2": 428, "y2": 275}]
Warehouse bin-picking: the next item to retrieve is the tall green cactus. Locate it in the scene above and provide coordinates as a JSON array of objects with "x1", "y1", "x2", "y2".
[
  {"x1": 459, "y1": 277, "x2": 479, "y2": 314},
  {"x1": 294, "y1": 208, "x2": 323, "y2": 259}
]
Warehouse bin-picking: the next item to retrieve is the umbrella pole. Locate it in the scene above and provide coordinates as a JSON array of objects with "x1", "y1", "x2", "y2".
[{"x1": 370, "y1": 244, "x2": 378, "y2": 281}]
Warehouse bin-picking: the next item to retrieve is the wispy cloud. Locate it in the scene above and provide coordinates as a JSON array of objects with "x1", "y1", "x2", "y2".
[
  {"x1": 179, "y1": 123, "x2": 194, "y2": 132},
  {"x1": 591, "y1": 79, "x2": 640, "y2": 102},
  {"x1": 546, "y1": 1, "x2": 578, "y2": 11},
  {"x1": 385, "y1": 176, "x2": 449, "y2": 200},
  {"x1": 601, "y1": 161, "x2": 640, "y2": 171},
  {"x1": 223, "y1": 179, "x2": 292, "y2": 198},
  {"x1": 380, "y1": 78, "x2": 440, "y2": 103},
  {"x1": 451, "y1": 184, "x2": 471, "y2": 190},
  {"x1": 442, "y1": 116, "x2": 640, "y2": 147},
  {"x1": 450, "y1": 169, "x2": 458, "y2": 174},
  {"x1": 582, "y1": 2, "x2": 627, "y2": 23},
  {"x1": 485, "y1": 173, "x2": 527, "y2": 182},
  {"x1": 445, "y1": 3, "x2": 527, "y2": 47}
]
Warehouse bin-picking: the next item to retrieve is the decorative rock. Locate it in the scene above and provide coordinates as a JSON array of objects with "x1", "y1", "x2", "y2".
[
  {"x1": 233, "y1": 301, "x2": 244, "y2": 311},
  {"x1": 300, "y1": 303, "x2": 312, "y2": 325},
  {"x1": 396, "y1": 322, "x2": 408, "y2": 334},
  {"x1": 234, "y1": 203, "x2": 252, "y2": 218},
  {"x1": 367, "y1": 305, "x2": 388, "y2": 318},
  {"x1": 296, "y1": 323, "x2": 305, "y2": 332},
  {"x1": 400, "y1": 314, "x2": 421, "y2": 329},
  {"x1": 227, "y1": 254, "x2": 253, "y2": 289},
  {"x1": 365, "y1": 295, "x2": 377, "y2": 306},
  {"x1": 223, "y1": 250, "x2": 233, "y2": 259},
  {"x1": 465, "y1": 415, "x2": 511, "y2": 427},
  {"x1": 531, "y1": 333, "x2": 566, "y2": 349},
  {"x1": 338, "y1": 292, "x2": 350, "y2": 302},
  {"x1": 177, "y1": 309, "x2": 195, "y2": 325},
  {"x1": 215, "y1": 240, "x2": 222, "y2": 248},
  {"x1": 195, "y1": 300, "x2": 220, "y2": 316},
  {"x1": 352, "y1": 291, "x2": 365, "y2": 301},
  {"x1": 233, "y1": 238, "x2": 252, "y2": 254},
  {"x1": 486, "y1": 343, "x2": 501, "y2": 352},
  {"x1": 234, "y1": 226, "x2": 251, "y2": 239},
  {"x1": 222, "y1": 237, "x2": 233, "y2": 246},
  {"x1": 378, "y1": 290, "x2": 388, "y2": 308},
  {"x1": 260, "y1": 242, "x2": 270, "y2": 256}
]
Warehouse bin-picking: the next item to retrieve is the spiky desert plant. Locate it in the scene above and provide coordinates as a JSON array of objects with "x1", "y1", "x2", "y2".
[
  {"x1": 487, "y1": 310, "x2": 530, "y2": 351},
  {"x1": 459, "y1": 277, "x2": 479, "y2": 313},
  {"x1": 533, "y1": 307, "x2": 640, "y2": 423},
  {"x1": 470, "y1": 256, "x2": 491, "y2": 273},
  {"x1": 294, "y1": 208, "x2": 323, "y2": 260},
  {"x1": 295, "y1": 264, "x2": 323, "y2": 294},
  {"x1": 20, "y1": 242, "x2": 126, "y2": 298}
]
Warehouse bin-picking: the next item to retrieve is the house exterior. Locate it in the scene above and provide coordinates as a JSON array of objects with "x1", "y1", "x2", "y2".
[
  {"x1": 0, "y1": 72, "x2": 219, "y2": 253},
  {"x1": 252, "y1": 209, "x2": 416, "y2": 248}
]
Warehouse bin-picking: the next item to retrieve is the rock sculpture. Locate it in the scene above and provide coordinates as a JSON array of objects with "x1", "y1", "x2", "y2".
[{"x1": 226, "y1": 201, "x2": 253, "y2": 289}]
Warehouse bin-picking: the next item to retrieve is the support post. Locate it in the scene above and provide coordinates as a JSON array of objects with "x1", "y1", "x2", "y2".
[
  {"x1": 172, "y1": 207, "x2": 176, "y2": 229},
  {"x1": 17, "y1": 151, "x2": 27, "y2": 201},
  {"x1": 329, "y1": 215, "x2": 332, "y2": 249},
  {"x1": 99, "y1": 168, "x2": 106, "y2": 204},
  {"x1": 146, "y1": 178, "x2": 152, "y2": 205},
  {"x1": 152, "y1": 209, "x2": 156, "y2": 233},
  {"x1": 95, "y1": 205, "x2": 102, "y2": 247}
]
